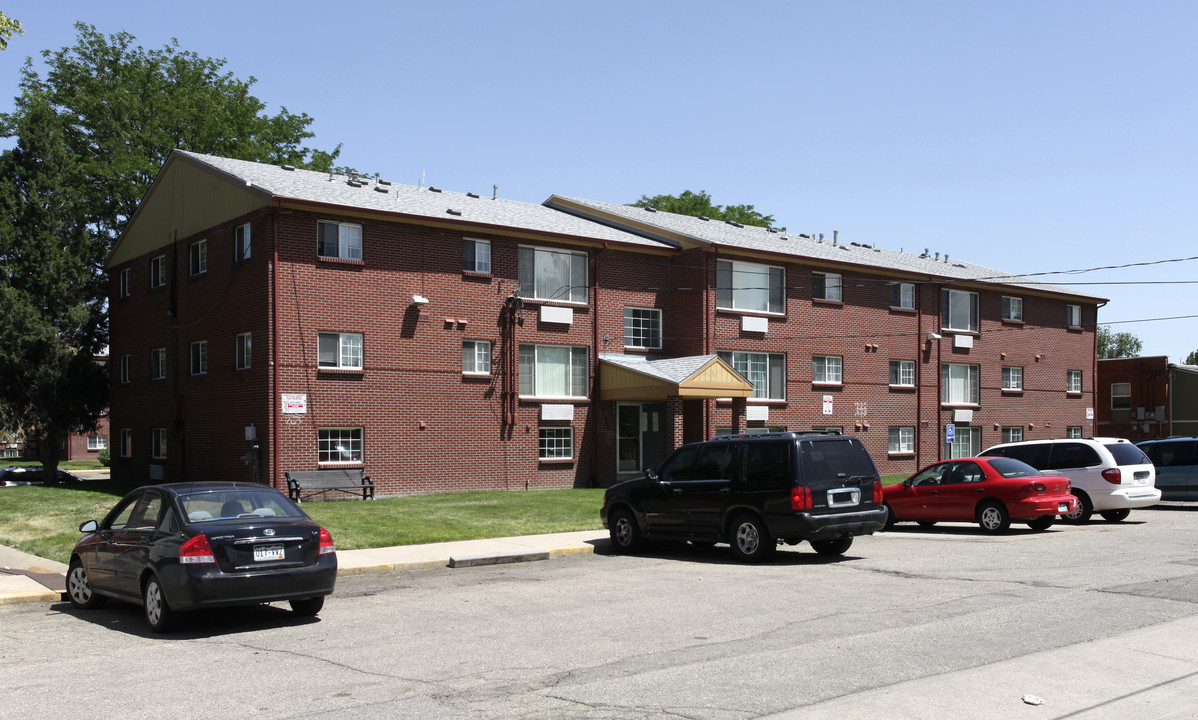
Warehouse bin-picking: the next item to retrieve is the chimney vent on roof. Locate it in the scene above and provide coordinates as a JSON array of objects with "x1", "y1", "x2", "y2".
[
  {"x1": 935, "y1": 252, "x2": 940, "y2": 261},
  {"x1": 645, "y1": 206, "x2": 657, "y2": 212},
  {"x1": 493, "y1": 184, "x2": 498, "y2": 200},
  {"x1": 446, "y1": 208, "x2": 462, "y2": 216},
  {"x1": 467, "y1": 192, "x2": 480, "y2": 199},
  {"x1": 698, "y1": 215, "x2": 710, "y2": 221},
  {"x1": 834, "y1": 230, "x2": 838, "y2": 243},
  {"x1": 429, "y1": 186, "x2": 442, "y2": 193},
  {"x1": 725, "y1": 220, "x2": 744, "y2": 228},
  {"x1": 281, "y1": 165, "x2": 295, "y2": 172}
]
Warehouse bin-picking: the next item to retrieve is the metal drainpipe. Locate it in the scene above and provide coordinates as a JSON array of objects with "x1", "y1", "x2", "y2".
[
  {"x1": 271, "y1": 204, "x2": 280, "y2": 490},
  {"x1": 591, "y1": 246, "x2": 604, "y2": 488},
  {"x1": 704, "y1": 250, "x2": 714, "y2": 441},
  {"x1": 916, "y1": 282, "x2": 923, "y2": 469}
]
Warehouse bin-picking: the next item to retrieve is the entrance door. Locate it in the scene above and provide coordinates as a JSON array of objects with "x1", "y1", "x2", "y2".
[{"x1": 617, "y1": 402, "x2": 669, "y2": 475}]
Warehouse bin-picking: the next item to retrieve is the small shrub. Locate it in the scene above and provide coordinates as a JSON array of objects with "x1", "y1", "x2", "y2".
[{"x1": 97, "y1": 448, "x2": 110, "y2": 467}]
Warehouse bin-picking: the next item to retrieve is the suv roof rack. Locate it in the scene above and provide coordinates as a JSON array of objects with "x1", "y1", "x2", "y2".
[{"x1": 714, "y1": 429, "x2": 843, "y2": 440}]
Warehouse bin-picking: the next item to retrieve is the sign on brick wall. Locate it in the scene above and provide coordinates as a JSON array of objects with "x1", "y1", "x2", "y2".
[{"x1": 281, "y1": 393, "x2": 307, "y2": 414}]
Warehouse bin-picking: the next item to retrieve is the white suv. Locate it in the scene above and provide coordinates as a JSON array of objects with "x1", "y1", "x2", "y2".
[{"x1": 979, "y1": 437, "x2": 1160, "y2": 523}]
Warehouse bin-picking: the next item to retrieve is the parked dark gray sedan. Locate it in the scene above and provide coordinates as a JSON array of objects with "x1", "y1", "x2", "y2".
[{"x1": 67, "y1": 482, "x2": 337, "y2": 632}]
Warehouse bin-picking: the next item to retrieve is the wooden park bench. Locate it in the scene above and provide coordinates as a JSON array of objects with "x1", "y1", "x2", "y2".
[{"x1": 285, "y1": 469, "x2": 375, "y2": 502}]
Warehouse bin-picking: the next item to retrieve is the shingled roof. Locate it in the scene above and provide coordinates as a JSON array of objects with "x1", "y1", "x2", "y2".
[{"x1": 545, "y1": 195, "x2": 1103, "y2": 301}]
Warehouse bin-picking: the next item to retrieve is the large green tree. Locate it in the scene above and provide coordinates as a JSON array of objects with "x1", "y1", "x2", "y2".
[
  {"x1": 0, "y1": 24, "x2": 341, "y2": 469},
  {"x1": 630, "y1": 190, "x2": 782, "y2": 230},
  {"x1": 5, "y1": 23, "x2": 340, "y2": 242},
  {"x1": 1097, "y1": 326, "x2": 1143, "y2": 359},
  {"x1": 0, "y1": 12, "x2": 21, "y2": 51},
  {"x1": 0, "y1": 92, "x2": 108, "y2": 474}
]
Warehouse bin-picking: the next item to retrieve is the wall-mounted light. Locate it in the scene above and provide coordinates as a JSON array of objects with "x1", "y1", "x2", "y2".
[
  {"x1": 927, "y1": 332, "x2": 942, "y2": 342},
  {"x1": 411, "y1": 295, "x2": 430, "y2": 307}
]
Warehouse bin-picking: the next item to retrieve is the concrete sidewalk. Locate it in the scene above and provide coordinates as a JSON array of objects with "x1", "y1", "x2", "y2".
[{"x1": 0, "y1": 530, "x2": 609, "y2": 605}]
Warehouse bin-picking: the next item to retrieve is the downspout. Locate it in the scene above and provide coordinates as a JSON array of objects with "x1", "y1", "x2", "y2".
[
  {"x1": 591, "y1": 245, "x2": 604, "y2": 487},
  {"x1": 915, "y1": 282, "x2": 923, "y2": 469},
  {"x1": 705, "y1": 250, "x2": 714, "y2": 441},
  {"x1": 934, "y1": 287, "x2": 943, "y2": 460},
  {"x1": 271, "y1": 203, "x2": 280, "y2": 490},
  {"x1": 1093, "y1": 301, "x2": 1106, "y2": 435}
]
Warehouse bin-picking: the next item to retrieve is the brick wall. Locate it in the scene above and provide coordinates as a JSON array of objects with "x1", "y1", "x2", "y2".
[{"x1": 109, "y1": 204, "x2": 1099, "y2": 494}]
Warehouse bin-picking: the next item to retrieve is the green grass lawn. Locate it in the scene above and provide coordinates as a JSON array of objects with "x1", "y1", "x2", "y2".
[
  {"x1": 1, "y1": 474, "x2": 909, "y2": 565},
  {"x1": 0, "y1": 483, "x2": 606, "y2": 564}
]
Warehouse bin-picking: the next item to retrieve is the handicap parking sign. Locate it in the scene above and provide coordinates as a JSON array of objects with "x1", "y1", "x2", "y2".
[{"x1": 945, "y1": 423, "x2": 956, "y2": 443}]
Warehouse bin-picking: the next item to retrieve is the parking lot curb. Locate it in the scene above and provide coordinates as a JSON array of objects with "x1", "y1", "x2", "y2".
[{"x1": 448, "y1": 549, "x2": 551, "y2": 568}]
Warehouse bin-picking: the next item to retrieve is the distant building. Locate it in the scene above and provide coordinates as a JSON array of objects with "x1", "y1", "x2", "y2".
[
  {"x1": 1096, "y1": 356, "x2": 1198, "y2": 439},
  {"x1": 104, "y1": 151, "x2": 1104, "y2": 494}
]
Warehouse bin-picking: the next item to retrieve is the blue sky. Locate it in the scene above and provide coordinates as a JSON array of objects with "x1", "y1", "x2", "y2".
[{"x1": 3, "y1": 1, "x2": 1196, "y2": 362}]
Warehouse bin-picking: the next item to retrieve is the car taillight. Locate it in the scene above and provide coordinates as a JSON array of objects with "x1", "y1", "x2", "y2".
[
  {"x1": 179, "y1": 534, "x2": 216, "y2": 564},
  {"x1": 1020, "y1": 482, "x2": 1047, "y2": 493},
  {"x1": 872, "y1": 480, "x2": 883, "y2": 504},
  {"x1": 318, "y1": 527, "x2": 335, "y2": 555},
  {"x1": 791, "y1": 485, "x2": 812, "y2": 511},
  {"x1": 1102, "y1": 468, "x2": 1122, "y2": 485}
]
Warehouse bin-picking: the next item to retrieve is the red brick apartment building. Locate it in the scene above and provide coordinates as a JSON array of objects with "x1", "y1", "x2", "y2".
[
  {"x1": 105, "y1": 151, "x2": 1104, "y2": 494},
  {"x1": 1096, "y1": 356, "x2": 1198, "y2": 440}
]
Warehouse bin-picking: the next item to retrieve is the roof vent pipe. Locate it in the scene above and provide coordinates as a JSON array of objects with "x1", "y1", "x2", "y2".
[
  {"x1": 935, "y1": 252, "x2": 940, "y2": 261},
  {"x1": 493, "y1": 184, "x2": 498, "y2": 200},
  {"x1": 834, "y1": 230, "x2": 838, "y2": 244}
]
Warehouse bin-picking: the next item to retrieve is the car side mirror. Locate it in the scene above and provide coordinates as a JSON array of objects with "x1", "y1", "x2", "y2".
[
  {"x1": 79, "y1": 519, "x2": 98, "y2": 533},
  {"x1": 643, "y1": 468, "x2": 659, "y2": 482}
]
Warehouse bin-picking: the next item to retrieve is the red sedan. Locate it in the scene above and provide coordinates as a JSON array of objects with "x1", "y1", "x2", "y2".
[{"x1": 883, "y1": 457, "x2": 1077, "y2": 534}]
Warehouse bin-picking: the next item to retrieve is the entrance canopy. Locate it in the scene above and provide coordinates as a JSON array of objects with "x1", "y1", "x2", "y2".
[{"x1": 598, "y1": 354, "x2": 753, "y2": 401}]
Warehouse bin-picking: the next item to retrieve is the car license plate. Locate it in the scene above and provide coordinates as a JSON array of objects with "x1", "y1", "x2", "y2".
[
  {"x1": 1058, "y1": 502, "x2": 1069, "y2": 513},
  {"x1": 253, "y1": 544, "x2": 285, "y2": 562}
]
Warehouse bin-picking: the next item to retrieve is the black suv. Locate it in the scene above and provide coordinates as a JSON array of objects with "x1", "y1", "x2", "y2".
[{"x1": 600, "y1": 432, "x2": 887, "y2": 562}]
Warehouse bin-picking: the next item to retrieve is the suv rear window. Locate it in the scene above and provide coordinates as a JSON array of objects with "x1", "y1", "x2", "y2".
[
  {"x1": 1105, "y1": 443, "x2": 1150, "y2": 466},
  {"x1": 798, "y1": 438, "x2": 877, "y2": 483}
]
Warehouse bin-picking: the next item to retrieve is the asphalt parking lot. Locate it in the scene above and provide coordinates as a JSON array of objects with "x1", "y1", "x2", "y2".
[{"x1": 2, "y1": 503, "x2": 1197, "y2": 719}]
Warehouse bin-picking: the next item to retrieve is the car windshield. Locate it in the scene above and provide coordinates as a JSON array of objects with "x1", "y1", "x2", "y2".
[
  {"x1": 1105, "y1": 443, "x2": 1150, "y2": 466},
  {"x1": 986, "y1": 457, "x2": 1042, "y2": 479},
  {"x1": 179, "y1": 489, "x2": 306, "y2": 522}
]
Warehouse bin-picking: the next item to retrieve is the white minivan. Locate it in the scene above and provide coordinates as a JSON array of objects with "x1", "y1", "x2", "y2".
[{"x1": 979, "y1": 437, "x2": 1160, "y2": 523}]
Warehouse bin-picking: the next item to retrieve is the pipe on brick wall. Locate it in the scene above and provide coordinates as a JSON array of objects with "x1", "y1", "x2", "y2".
[{"x1": 270, "y1": 203, "x2": 280, "y2": 490}]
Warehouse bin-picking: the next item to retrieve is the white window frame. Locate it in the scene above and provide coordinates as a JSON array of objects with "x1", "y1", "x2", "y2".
[
  {"x1": 945, "y1": 426, "x2": 981, "y2": 459},
  {"x1": 1002, "y1": 426, "x2": 1024, "y2": 444},
  {"x1": 235, "y1": 223, "x2": 251, "y2": 261},
  {"x1": 120, "y1": 354, "x2": 131, "y2": 384},
  {"x1": 812, "y1": 271, "x2": 842, "y2": 302},
  {"x1": 539, "y1": 427, "x2": 574, "y2": 460},
  {"x1": 1002, "y1": 296, "x2": 1023, "y2": 322},
  {"x1": 236, "y1": 333, "x2": 252, "y2": 370},
  {"x1": 518, "y1": 245, "x2": 587, "y2": 304},
  {"x1": 463, "y1": 238, "x2": 491, "y2": 273},
  {"x1": 890, "y1": 282, "x2": 915, "y2": 310},
  {"x1": 318, "y1": 220, "x2": 363, "y2": 261},
  {"x1": 623, "y1": 307, "x2": 662, "y2": 350},
  {"x1": 888, "y1": 426, "x2": 914, "y2": 454},
  {"x1": 1067, "y1": 370, "x2": 1083, "y2": 394},
  {"x1": 150, "y1": 348, "x2": 166, "y2": 380},
  {"x1": 519, "y1": 344, "x2": 588, "y2": 399},
  {"x1": 318, "y1": 332, "x2": 363, "y2": 370},
  {"x1": 190, "y1": 340, "x2": 208, "y2": 376},
  {"x1": 718, "y1": 350, "x2": 786, "y2": 400},
  {"x1": 119, "y1": 268, "x2": 131, "y2": 298},
  {"x1": 1067, "y1": 426, "x2": 1083, "y2": 439},
  {"x1": 716, "y1": 259, "x2": 785, "y2": 314},
  {"x1": 150, "y1": 255, "x2": 166, "y2": 288},
  {"x1": 463, "y1": 340, "x2": 491, "y2": 375},
  {"x1": 812, "y1": 355, "x2": 843, "y2": 385},
  {"x1": 941, "y1": 289, "x2": 979, "y2": 333},
  {"x1": 1111, "y1": 382, "x2": 1131, "y2": 409},
  {"x1": 151, "y1": 428, "x2": 167, "y2": 460},
  {"x1": 942, "y1": 363, "x2": 980, "y2": 405},
  {"x1": 1066, "y1": 304, "x2": 1082, "y2": 327},
  {"x1": 1002, "y1": 366, "x2": 1023, "y2": 391},
  {"x1": 318, "y1": 427, "x2": 363, "y2": 464},
  {"x1": 190, "y1": 239, "x2": 207, "y2": 276},
  {"x1": 87, "y1": 435, "x2": 108, "y2": 450},
  {"x1": 889, "y1": 359, "x2": 915, "y2": 387},
  {"x1": 120, "y1": 428, "x2": 132, "y2": 458}
]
